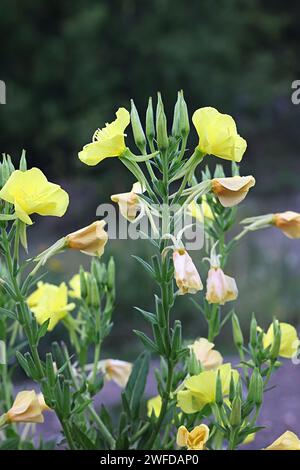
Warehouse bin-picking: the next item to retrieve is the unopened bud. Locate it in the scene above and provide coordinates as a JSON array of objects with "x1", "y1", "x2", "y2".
[
  {"x1": 131, "y1": 99, "x2": 147, "y2": 153},
  {"x1": 179, "y1": 91, "x2": 190, "y2": 138},
  {"x1": 146, "y1": 97, "x2": 155, "y2": 143},
  {"x1": 232, "y1": 313, "x2": 244, "y2": 349},
  {"x1": 230, "y1": 396, "x2": 242, "y2": 426}
]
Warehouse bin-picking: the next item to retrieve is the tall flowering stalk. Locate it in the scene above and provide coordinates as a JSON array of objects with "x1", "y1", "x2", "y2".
[{"x1": 0, "y1": 93, "x2": 299, "y2": 451}]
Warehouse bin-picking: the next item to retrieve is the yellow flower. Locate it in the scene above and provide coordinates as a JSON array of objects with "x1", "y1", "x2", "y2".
[
  {"x1": 111, "y1": 182, "x2": 144, "y2": 222},
  {"x1": 211, "y1": 176, "x2": 255, "y2": 207},
  {"x1": 273, "y1": 211, "x2": 300, "y2": 239},
  {"x1": 99, "y1": 359, "x2": 132, "y2": 388},
  {"x1": 66, "y1": 221, "x2": 108, "y2": 256},
  {"x1": 0, "y1": 168, "x2": 69, "y2": 225},
  {"x1": 264, "y1": 431, "x2": 300, "y2": 450},
  {"x1": 177, "y1": 424, "x2": 209, "y2": 450},
  {"x1": 192, "y1": 107, "x2": 247, "y2": 162},
  {"x1": 262, "y1": 322, "x2": 299, "y2": 359},
  {"x1": 177, "y1": 363, "x2": 239, "y2": 414},
  {"x1": 147, "y1": 396, "x2": 162, "y2": 418},
  {"x1": 206, "y1": 267, "x2": 238, "y2": 305},
  {"x1": 189, "y1": 338, "x2": 223, "y2": 370},
  {"x1": 6, "y1": 390, "x2": 44, "y2": 424},
  {"x1": 187, "y1": 196, "x2": 214, "y2": 222},
  {"x1": 173, "y1": 248, "x2": 203, "y2": 295},
  {"x1": 28, "y1": 282, "x2": 75, "y2": 331},
  {"x1": 78, "y1": 107, "x2": 130, "y2": 166}
]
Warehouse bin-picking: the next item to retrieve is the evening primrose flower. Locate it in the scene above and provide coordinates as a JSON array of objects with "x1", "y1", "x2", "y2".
[
  {"x1": 177, "y1": 424, "x2": 209, "y2": 450},
  {"x1": 264, "y1": 431, "x2": 300, "y2": 450},
  {"x1": 206, "y1": 267, "x2": 238, "y2": 305},
  {"x1": 6, "y1": 391, "x2": 44, "y2": 424},
  {"x1": 0, "y1": 168, "x2": 69, "y2": 225},
  {"x1": 66, "y1": 221, "x2": 108, "y2": 256},
  {"x1": 78, "y1": 107, "x2": 130, "y2": 166},
  {"x1": 68, "y1": 273, "x2": 89, "y2": 299},
  {"x1": 99, "y1": 359, "x2": 132, "y2": 388},
  {"x1": 173, "y1": 248, "x2": 203, "y2": 295},
  {"x1": 273, "y1": 211, "x2": 300, "y2": 239},
  {"x1": 262, "y1": 322, "x2": 299, "y2": 358},
  {"x1": 28, "y1": 282, "x2": 75, "y2": 331},
  {"x1": 177, "y1": 363, "x2": 239, "y2": 414},
  {"x1": 189, "y1": 338, "x2": 223, "y2": 370},
  {"x1": 147, "y1": 396, "x2": 162, "y2": 418},
  {"x1": 111, "y1": 182, "x2": 144, "y2": 222},
  {"x1": 211, "y1": 176, "x2": 255, "y2": 207},
  {"x1": 192, "y1": 107, "x2": 247, "y2": 162}
]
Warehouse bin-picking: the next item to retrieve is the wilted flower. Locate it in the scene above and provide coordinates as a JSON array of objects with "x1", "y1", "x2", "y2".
[
  {"x1": 0, "y1": 168, "x2": 69, "y2": 225},
  {"x1": 264, "y1": 431, "x2": 300, "y2": 450},
  {"x1": 273, "y1": 211, "x2": 300, "y2": 239},
  {"x1": 66, "y1": 221, "x2": 108, "y2": 256},
  {"x1": 6, "y1": 391, "x2": 44, "y2": 424},
  {"x1": 78, "y1": 108, "x2": 130, "y2": 166},
  {"x1": 192, "y1": 107, "x2": 247, "y2": 162},
  {"x1": 27, "y1": 282, "x2": 75, "y2": 331},
  {"x1": 173, "y1": 249, "x2": 203, "y2": 295},
  {"x1": 177, "y1": 424, "x2": 209, "y2": 450},
  {"x1": 111, "y1": 182, "x2": 144, "y2": 221},
  {"x1": 262, "y1": 322, "x2": 299, "y2": 359},
  {"x1": 99, "y1": 359, "x2": 132, "y2": 388},
  {"x1": 211, "y1": 175, "x2": 255, "y2": 207},
  {"x1": 206, "y1": 267, "x2": 238, "y2": 305},
  {"x1": 177, "y1": 363, "x2": 238, "y2": 414},
  {"x1": 189, "y1": 338, "x2": 223, "y2": 370},
  {"x1": 147, "y1": 395, "x2": 162, "y2": 418}
]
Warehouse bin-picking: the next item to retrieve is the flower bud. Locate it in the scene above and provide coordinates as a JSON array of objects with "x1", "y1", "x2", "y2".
[
  {"x1": 247, "y1": 368, "x2": 263, "y2": 406},
  {"x1": 19, "y1": 149, "x2": 27, "y2": 171},
  {"x1": 146, "y1": 97, "x2": 155, "y2": 143},
  {"x1": 156, "y1": 93, "x2": 169, "y2": 151},
  {"x1": 250, "y1": 314, "x2": 257, "y2": 348},
  {"x1": 179, "y1": 91, "x2": 190, "y2": 138},
  {"x1": 232, "y1": 313, "x2": 244, "y2": 349},
  {"x1": 79, "y1": 266, "x2": 88, "y2": 299},
  {"x1": 215, "y1": 370, "x2": 223, "y2": 406},
  {"x1": 130, "y1": 99, "x2": 147, "y2": 154},
  {"x1": 230, "y1": 396, "x2": 242, "y2": 426},
  {"x1": 269, "y1": 319, "x2": 281, "y2": 360},
  {"x1": 172, "y1": 92, "x2": 181, "y2": 139},
  {"x1": 171, "y1": 320, "x2": 182, "y2": 356},
  {"x1": 107, "y1": 257, "x2": 115, "y2": 291},
  {"x1": 90, "y1": 278, "x2": 101, "y2": 308}
]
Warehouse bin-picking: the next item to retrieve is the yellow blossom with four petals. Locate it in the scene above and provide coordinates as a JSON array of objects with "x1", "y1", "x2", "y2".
[
  {"x1": 192, "y1": 107, "x2": 247, "y2": 162},
  {"x1": 78, "y1": 108, "x2": 130, "y2": 166},
  {"x1": 177, "y1": 363, "x2": 239, "y2": 414},
  {"x1": 27, "y1": 282, "x2": 75, "y2": 331},
  {"x1": 0, "y1": 168, "x2": 69, "y2": 225}
]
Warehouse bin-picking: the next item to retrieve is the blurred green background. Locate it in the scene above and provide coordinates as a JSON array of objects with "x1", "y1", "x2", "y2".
[{"x1": 1, "y1": 0, "x2": 300, "y2": 358}]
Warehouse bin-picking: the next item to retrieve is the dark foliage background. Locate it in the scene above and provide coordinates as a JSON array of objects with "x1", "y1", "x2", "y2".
[{"x1": 1, "y1": 0, "x2": 300, "y2": 357}]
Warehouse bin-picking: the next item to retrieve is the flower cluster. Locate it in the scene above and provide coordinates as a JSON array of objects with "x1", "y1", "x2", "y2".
[{"x1": 0, "y1": 92, "x2": 299, "y2": 452}]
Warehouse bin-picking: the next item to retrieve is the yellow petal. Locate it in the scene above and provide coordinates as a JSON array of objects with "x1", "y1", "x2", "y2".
[
  {"x1": 264, "y1": 322, "x2": 299, "y2": 358},
  {"x1": 176, "y1": 426, "x2": 189, "y2": 447},
  {"x1": 147, "y1": 395, "x2": 162, "y2": 418},
  {"x1": 264, "y1": 431, "x2": 300, "y2": 450}
]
